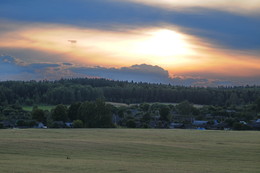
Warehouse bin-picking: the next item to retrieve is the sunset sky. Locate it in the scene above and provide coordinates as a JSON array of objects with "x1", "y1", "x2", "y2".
[{"x1": 0, "y1": 0, "x2": 260, "y2": 86}]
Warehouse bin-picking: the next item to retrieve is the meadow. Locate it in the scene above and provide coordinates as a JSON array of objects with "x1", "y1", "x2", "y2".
[
  {"x1": 0, "y1": 129, "x2": 259, "y2": 173},
  {"x1": 22, "y1": 105, "x2": 55, "y2": 112}
]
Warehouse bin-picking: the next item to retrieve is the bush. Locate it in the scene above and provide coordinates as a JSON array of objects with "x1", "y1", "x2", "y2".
[
  {"x1": 126, "y1": 119, "x2": 136, "y2": 128},
  {"x1": 73, "y1": 120, "x2": 84, "y2": 128},
  {"x1": 233, "y1": 122, "x2": 252, "y2": 130},
  {"x1": 16, "y1": 120, "x2": 27, "y2": 127},
  {"x1": 142, "y1": 123, "x2": 149, "y2": 128}
]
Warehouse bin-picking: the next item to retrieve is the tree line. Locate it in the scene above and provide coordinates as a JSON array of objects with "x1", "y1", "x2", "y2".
[
  {"x1": 0, "y1": 99, "x2": 113, "y2": 128},
  {"x1": 33, "y1": 99, "x2": 114, "y2": 128},
  {"x1": 1, "y1": 99, "x2": 260, "y2": 130},
  {"x1": 0, "y1": 78, "x2": 260, "y2": 106}
]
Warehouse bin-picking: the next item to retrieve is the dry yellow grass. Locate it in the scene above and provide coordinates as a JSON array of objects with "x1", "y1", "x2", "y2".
[{"x1": 0, "y1": 129, "x2": 259, "y2": 173}]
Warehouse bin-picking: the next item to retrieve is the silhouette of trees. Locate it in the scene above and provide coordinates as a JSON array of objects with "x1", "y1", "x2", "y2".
[{"x1": 0, "y1": 78, "x2": 259, "y2": 106}]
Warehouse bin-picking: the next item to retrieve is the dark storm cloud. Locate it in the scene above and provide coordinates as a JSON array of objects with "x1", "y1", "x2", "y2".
[
  {"x1": 0, "y1": 55, "x2": 175, "y2": 83},
  {"x1": 0, "y1": 55, "x2": 24, "y2": 75},
  {"x1": 70, "y1": 64, "x2": 171, "y2": 84},
  {"x1": 0, "y1": 55, "x2": 63, "y2": 80},
  {"x1": 1, "y1": 55, "x2": 259, "y2": 86}
]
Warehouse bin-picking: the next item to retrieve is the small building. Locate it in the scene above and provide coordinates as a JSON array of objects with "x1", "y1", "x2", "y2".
[
  {"x1": 213, "y1": 122, "x2": 229, "y2": 130},
  {"x1": 239, "y1": 121, "x2": 247, "y2": 125},
  {"x1": 213, "y1": 120, "x2": 219, "y2": 125},
  {"x1": 36, "y1": 122, "x2": 47, "y2": 128},
  {"x1": 197, "y1": 127, "x2": 206, "y2": 130},
  {"x1": 1, "y1": 120, "x2": 15, "y2": 128},
  {"x1": 65, "y1": 122, "x2": 73, "y2": 128}
]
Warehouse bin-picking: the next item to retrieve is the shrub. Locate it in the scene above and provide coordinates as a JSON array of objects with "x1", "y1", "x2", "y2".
[
  {"x1": 233, "y1": 122, "x2": 252, "y2": 130},
  {"x1": 126, "y1": 119, "x2": 136, "y2": 128},
  {"x1": 73, "y1": 120, "x2": 84, "y2": 128}
]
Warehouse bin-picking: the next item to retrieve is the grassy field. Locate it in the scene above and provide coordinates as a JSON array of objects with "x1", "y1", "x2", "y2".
[
  {"x1": 22, "y1": 102, "x2": 202, "y2": 111},
  {"x1": 106, "y1": 102, "x2": 204, "y2": 108},
  {"x1": 22, "y1": 105, "x2": 56, "y2": 111},
  {"x1": 0, "y1": 129, "x2": 259, "y2": 173}
]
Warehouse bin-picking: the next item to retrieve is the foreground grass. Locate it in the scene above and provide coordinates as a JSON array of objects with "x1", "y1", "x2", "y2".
[{"x1": 0, "y1": 129, "x2": 259, "y2": 173}]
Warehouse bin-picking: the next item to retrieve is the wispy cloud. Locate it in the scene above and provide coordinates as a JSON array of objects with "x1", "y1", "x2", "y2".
[{"x1": 122, "y1": 0, "x2": 260, "y2": 16}]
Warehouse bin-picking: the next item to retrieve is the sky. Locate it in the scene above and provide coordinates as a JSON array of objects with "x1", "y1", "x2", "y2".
[{"x1": 0, "y1": 0, "x2": 260, "y2": 86}]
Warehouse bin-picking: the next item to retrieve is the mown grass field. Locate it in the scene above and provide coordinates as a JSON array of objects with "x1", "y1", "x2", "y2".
[{"x1": 0, "y1": 129, "x2": 259, "y2": 173}]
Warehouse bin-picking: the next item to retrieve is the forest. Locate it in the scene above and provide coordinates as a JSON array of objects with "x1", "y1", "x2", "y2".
[
  {"x1": 0, "y1": 78, "x2": 260, "y2": 130},
  {"x1": 0, "y1": 78, "x2": 260, "y2": 106}
]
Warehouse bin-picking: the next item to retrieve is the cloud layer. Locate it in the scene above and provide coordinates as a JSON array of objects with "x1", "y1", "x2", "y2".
[
  {"x1": 1, "y1": 0, "x2": 260, "y2": 50},
  {"x1": 0, "y1": 0, "x2": 259, "y2": 85},
  {"x1": 0, "y1": 22, "x2": 259, "y2": 79},
  {"x1": 1, "y1": 55, "x2": 259, "y2": 86}
]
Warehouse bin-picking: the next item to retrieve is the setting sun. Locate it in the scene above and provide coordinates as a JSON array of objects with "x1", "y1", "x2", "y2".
[{"x1": 134, "y1": 29, "x2": 195, "y2": 58}]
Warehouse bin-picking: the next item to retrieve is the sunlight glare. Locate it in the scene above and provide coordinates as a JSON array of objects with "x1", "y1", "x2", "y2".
[{"x1": 134, "y1": 29, "x2": 194, "y2": 58}]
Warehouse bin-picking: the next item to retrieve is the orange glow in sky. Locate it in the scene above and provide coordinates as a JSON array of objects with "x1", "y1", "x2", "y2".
[{"x1": 0, "y1": 22, "x2": 259, "y2": 77}]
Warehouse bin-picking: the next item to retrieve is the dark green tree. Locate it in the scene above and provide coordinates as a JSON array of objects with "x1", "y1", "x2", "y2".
[
  {"x1": 176, "y1": 101, "x2": 194, "y2": 115},
  {"x1": 78, "y1": 101, "x2": 96, "y2": 127},
  {"x1": 159, "y1": 105, "x2": 171, "y2": 122},
  {"x1": 77, "y1": 99, "x2": 113, "y2": 128},
  {"x1": 51, "y1": 104, "x2": 68, "y2": 122},
  {"x1": 140, "y1": 103, "x2": 150, "y2": 112},
  {"x1": 176, "y1": 101, "x2": 195, "y2": 123},
  {"x1": 141, "y1": 113, "x2": 152, "y2": 123},
  {"x1": 31, "y1": 107, "x2": 46, "y2": 123},
  {"x1": 256, "y1": 97, "x2": 260, "y2": 113},
  {"x1": 68, "y1": 102, "x2": 81, "y2": 121},
  {"x1": 94, "y1": 99, "x2": 113, "y2": 128},
  {"x1": 126, "y1": 119, "x2": 136, "y2": 128}
]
